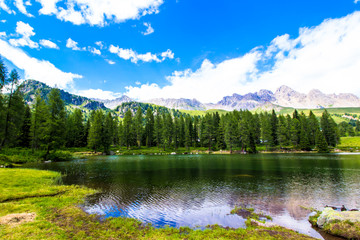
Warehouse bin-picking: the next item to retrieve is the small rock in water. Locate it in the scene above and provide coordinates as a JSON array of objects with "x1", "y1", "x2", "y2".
[{"x1": 317, "y1": 207, "x2": 360, "y2": 228}]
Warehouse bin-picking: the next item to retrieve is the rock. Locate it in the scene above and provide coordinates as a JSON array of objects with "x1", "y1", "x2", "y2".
[
  {"x1": 109, "y1": 151, "x2": 115, "y2": 155},
  {"x1": 317, "y1": 207, "x2": 360, "y2": 228}
]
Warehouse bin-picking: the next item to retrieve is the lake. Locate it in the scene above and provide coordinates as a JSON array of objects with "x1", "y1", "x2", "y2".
[{"x1": 26, "y1": 153, "x2": 360, "y2": 239}]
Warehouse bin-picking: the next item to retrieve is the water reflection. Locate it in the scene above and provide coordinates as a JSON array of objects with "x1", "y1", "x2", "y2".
[{"x1": 26, "y1": 153, "x2": 360, "y2": 239}]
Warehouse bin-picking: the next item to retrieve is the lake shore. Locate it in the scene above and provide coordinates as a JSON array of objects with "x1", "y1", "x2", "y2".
[{"x1": 0, "y1": 168, "x2": 316, "y2": 239}]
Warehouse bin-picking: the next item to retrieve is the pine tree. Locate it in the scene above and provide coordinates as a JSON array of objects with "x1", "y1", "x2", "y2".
[
  {"x1": 123, "y1": 109, "x2": 133, "y2": 149},
  {"x1": 162, "y1": 113, "x2": 173, "y2": 150},
  {"x1": 224, "y1": 113, "x2": 237, "y2": 153},
  {"x1": 308, "y1": 111, "x2": 319, "y2": 147},
  {"x1": 270, "y1": 110, "x2": 278, "y2": 146},
  {"x1": 202, "y1": 113, "x2": 215, "y2": 151},
  {"x1": 316, "y1": 129, "x2": 329, "y2": 153},
  {"x1": 260, "y1": 112, "x2": 272, "y2": 150},
  {"x1": 320, "y1": 110, "x2": 338, "y2": 147},
  {"x1": 134, "y1": 107, "x2": 143, "y2": 148},
  {"x1": 290, "y1": 118, "x2": 301, "y2": 148},
  {"x1": 144, "y1": 108, "x2": 154, "y2": 147},
  {"x1": 88, "y1": 110, "x2": 104, "y2": 152},
  {"x1": 277, "y1": 115, "x2": 290, "y2": 147},
  {"x1": 1, "y1": 69, "x2": 21, "y2": 147},
  {"x1": 19, "y1": 105, "x2": 31, "y2": 148},
  {"x1": 73, "y1": 109, "x2": 85, "y2": 147},
  {"x1": 193, "y1": 116, "x2": 200, "y2": 147},
  {"x1": 102, "y1": 112, "x2": 114, "y2": 154},
  {"x1": 31, "y1": 93, "x2": 48, "y2": 151},
  {"x1": 44, "y1": 88, "x2": 66, "y2": 153},
  {"x1": 154, "y1": 112, "x2": 162, "y2": 148},
  {"x1": 184, "y1": 115, "x2": 193, "y2": 151}
]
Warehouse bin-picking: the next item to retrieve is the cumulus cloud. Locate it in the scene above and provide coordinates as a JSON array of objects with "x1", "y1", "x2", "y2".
[
  {"x1": 355, "y1": 0, "x2": 359, "y2": 3},
  {"x1": 125, "y1": 11, "x2": 360, "y2": 103},
  {"x1": 105, "y1": 59, "x2": 115, "y2": 65},
  {"x1": 75, "y1": 88, "x2": 122, "y2": 100},
  {"x1": 90, "y1": 47, "x2": 101, "y2": 55},
  {"x1": 0, "y1": 39, "x2": 82, "y2": 88},
  {"x1": 36, "y1": 0, "x2": 163, "y2": 26},
  {"x1": 39, "y1": 39, "x2": 59, "y2": 49},
  {"x1": 95, "y1": 41, "x2": 104, "y2": 49},
  {"x1": 0, "y1": 0, "x2": 14, "y2": 14},
  {"x1": 142, "y1": 22, "x2": 154, "y2": 35},
  {"x1": 9, "y1": 21, "x2": 39, "y2": 49},
  {"x1": 14, "y1": 0, "x2": 33, "y2": 17},
  {"x1": 1, "y1": 20, "x2": 6, "y2": 23},
  {"x1": 66, "y1": 38, "x2": 80, "y2": 50},
  {"x1": 109, "y1": 45, "x2": 174, "y2": 63}
]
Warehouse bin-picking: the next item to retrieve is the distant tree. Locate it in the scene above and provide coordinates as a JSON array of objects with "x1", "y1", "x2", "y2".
[
  {"x1": 270, "y1": 110, "x2": 278, "y2": 146},
  {"x1": 308, "y1": 111, "x2": 319, "y2": 147},
  {"x1": 260, "y1": 113, "x2": 273, "y2": 150},
  {"x1": 224, "y1": 114, "x2": 238, "y2": 153},
  {"x1": 202, "y1": 113, "x2": 215, "y2": 151},
  {"x1": 320, "y1": 110, "x2": 338, "y2": 147},
  {"x1": 184, "y1": 115, "x2": 193, "y2": 151},
  {"x1": 290, "y1": 118, "x2": 301, "y2": 148}
]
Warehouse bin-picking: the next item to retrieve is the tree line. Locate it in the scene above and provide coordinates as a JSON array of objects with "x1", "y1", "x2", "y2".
[{"x1": 0, "y1": 57, "x2": 347, "y2": 154}]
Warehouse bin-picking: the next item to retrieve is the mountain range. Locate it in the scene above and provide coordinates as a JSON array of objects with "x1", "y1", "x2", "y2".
[{"x1": 21, "y1": 80, "x2": 360, "y2": 113}]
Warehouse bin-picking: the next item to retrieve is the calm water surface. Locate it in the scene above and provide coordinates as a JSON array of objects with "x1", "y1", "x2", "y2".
[{"x1": 27, "y1": 153, "x2": 360, "y2": 239}]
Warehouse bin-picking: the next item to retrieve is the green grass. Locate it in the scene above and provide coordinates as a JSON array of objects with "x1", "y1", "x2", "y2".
[
  {"x1": 337, "y1": 136, "x2": 360, "y2": 151},
  {"x1": 180, "y1": 109, "x2": 229, "y2": 117},
  {"x1": 0, "y1": 168, "x2": 315, "y2": 239}
]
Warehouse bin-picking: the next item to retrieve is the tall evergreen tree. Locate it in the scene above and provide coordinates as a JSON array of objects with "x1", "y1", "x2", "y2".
[
  {"x1": 44, "y1": 88, "x2": 66, "y2": 153},
  {"x1": 134, "y1": 107, "x2": 143, "y2": 148},
  {"x1": 123, "y1": 109, "x2": 133, "y2": 149},
  {"x1": 1, "y1": 69, "x2": 22, "y2": 147},
  {"x1": 316, "y1": 129, "x2": 329, "y2": 153},
  {"x1": 73, "y1": 109, "x2": 85, "y2": 147},
  {"x1": 144, "y1": 108, "x2": 154, "y2": 147},
  {"x1": 154, "y1": 112, "x2": 163, "y2": 148},
  {"x1": 19, "y1": 105, "x2": 31, "y2": 148},
  {"x1": 102, "y1": 112, "x2": 114, "y2": 154},
  {"x1": 88, "y1": 110, "x2": 104, "y2": 152},
  {"x1": 31, "y1": 93, "x2": 48, "y2": 151}
]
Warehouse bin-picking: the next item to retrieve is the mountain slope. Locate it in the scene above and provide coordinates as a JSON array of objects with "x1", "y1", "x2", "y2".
[{"x1": 21, "y1": 80, "x2": 107, "y2": 111}]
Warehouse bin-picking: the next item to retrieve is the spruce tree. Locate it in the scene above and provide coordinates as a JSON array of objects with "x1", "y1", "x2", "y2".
[
  {"x1": 19, "y1": 105, "x2": 32, "y2": 148},
  {"x1": 45, "y1": 88, "x2": 66, "y2": 153},
  {"x1": 316, "y1": 129, "x2": 329, "y2": 153},
  {"x1": 123, "y1": 109, "x2": 133, "y2": 149},
  {"x1": 31, "y1": 93, "x2": 48, "y2": 151},
  {"x1": 88, "y1": 110, "x2": 104, "y2": 152},
  {"x1": 102, "y1": 112, "x2": 114, "y2": 154},
  {"x1": 134, "y1": 107, "x2": 143, "y2": 148},
  {"x1": 154, "y1": 112, "x2": 162, "y2": 148},
  {"x1": 73, "y1": 109, "x2": 85, "y2": 147},
  {"x1": 1, "y1": 69, "x2": 21, "y2": 147},
  {"x1": 144, "y1": 108, "x2": 154, "y2": 147}
]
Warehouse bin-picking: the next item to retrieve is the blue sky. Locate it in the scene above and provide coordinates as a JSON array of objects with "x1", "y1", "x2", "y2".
[{"x1": 1, "y1": 0, "x2": 360, "y2": 102}]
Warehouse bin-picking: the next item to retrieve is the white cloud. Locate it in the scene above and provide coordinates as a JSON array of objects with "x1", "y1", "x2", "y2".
[
  {"x1": 90, "y1": 47, "x2": 101, "y2": 55},
  {"x1": 135, "y1": 81, "x2": 141, "y2": 85},
  {"x1": 0, "y1": 0, "x2": 14, "y2": 14},
  {"x1": 66, "y1": 38, "x2": 80, "y2": 50},
  {"x1": 36, "y1": 0, "x2": 164, "y2": 26},
  {"x1": 95, "y1": 41, "x2": 104, "y2": 49},
  {"x1": 142, "y1": 22, "x2": 154, "y2": 35},
  {"x1": 355, "y1": 0, "x2": 359, "y2": 3},
  {"x1": 125, "y1": 11, "x2": 360, "y2": 103},
  {"x1": 76, "y1": 88, "x2": 122, "y2": 100},
  {"x1": 0, "y1": 20, "x2": 6, "y2": 23},
  {"x1": 9, "y1": 21, "x2": 39, "y2": 49},
  {"x1": 0, "y1": 32, "x2": 6, "y2": 37},
  {"x1": 14, "y1": 0, "x2": 33, "y2": 17},
  {"x1": 0, "y1": 39, "x2": 82, "y2": 88},
  {"x1": 39, "y1": 39, "x2": 59, "y2": 49},
  {"x1": 105, "y1": 59, "x2": 115, "y2": 65},
  {"x1": 109, "y1": 45, "x2": 175, "y2": 63}
]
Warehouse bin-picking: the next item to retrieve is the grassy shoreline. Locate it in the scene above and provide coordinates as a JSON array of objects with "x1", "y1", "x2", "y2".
[{"x1": 0, "y1": 168, "x2": 316, "y2": 239}]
